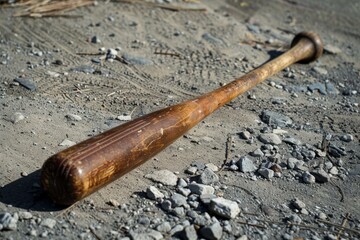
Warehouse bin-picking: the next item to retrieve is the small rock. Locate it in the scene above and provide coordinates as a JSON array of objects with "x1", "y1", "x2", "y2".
[
  {"x1": 91, "y1": 36, "x2": 100, "y2": 44},
  {"x1": 199, "y1": 168, "x2": 219, "y2": 184},
  {"x1": 313, "y1": 66, "x2": 328, "y2": 75},
  {"x1": 178, "y1": 187, "x2": 191, "y2": 197},
  {"x1": 18, "y1": 211, "x2": 33, "y2": 220},
  {"x1": 287, "y1": 158, "x2": 304, "y2": 170},
  {"x1": 258, "y1": 168, "x2": 274, "y2": 179},
  {"x1": 259, "y1": 133, "x2": 282, "y2": 145},
  {"x1": 318, "y1": 212, "x2": 327, "y2": 220},
  {"x1": 239, "y1": 131, "x2": 251, "y2": 140},
  {"x1": 41, "y1": 218, "x2": 56, "y2": 229},
  {"x1": 65, "y1": 114, "x2": 82, "y2": 121},
  {"x1": 122, "y1": 53, "x2": 153, "y2": 65},
  {"x1": 156, "y1": 221, "x2": 171, "y2": 233},
  {"x1": 209, "y1": 197, "x2": 240, "y2": 219},
  {"x1": 14, "y1": 77, "x2": 37, "y2": 91},
  {"x1": 237, "y1": 235, "x2": 248, "y2": 240},
  {"x1": 311, "y1": 169, "x2": 330, "y2": 183},
  {"x1": 11, "y1": 112, "x2": 25, "y2": 124},
  {"x1": 329, "y1": 167, "x2": 339, "y2": 175},
  {"x1": 185, "y1": 166, "x2": 198, "y2": 175},
  {"x1": 202, "y1": 33, "x2": 224, "y2": 45},
  {"x1": 205, "y1": 163, "x2": 219, "y2": 172},
  {"x1": 161, "y1": 200, "x2": 172, "y2": 211},
  {"x1": 146, "y1": 186, "x2": 164, "y2": 200},
  {"x1": 59, "y1": 139, "x2": 76, "y2": 147},
  {"x1": 324, "y1": 44, "x2": 341, "y2": 54},
  {"x1": 283, "y1": 137, "x2": 301, "y2": 146},
  {"x1": 0, "y1": 213, "x2": 18, "y2": 231},
  {"x1": 145, "y1": 170, "x2": 178, "y2": 186},
  {"x1": 340, "y1": 134, "x2": 353, "y2": 142},
  {"x1": 302, "y1": 172, "x2": 316, "y2": 184},
  {"x1": 237, "y1": 156, "x2": 257, "y2": 173},
  {"x1": 171, "y1": 193, "x2": 187, "y2": 207},
  {"x1": 172, "y1": 207, "x2": 185, "y2": 217},
  {"x1": 181, "y1": 225, "x2": 198, "y2": 240},
  {"x1": 170, "y1": 225, "x2": 184, "y2": 236},
  {"x1": 291, "y1": 199, "x2": 306, "y2": 210},
  {"x1": 250, "y1": 148, "x2": 264, "y2": 157},
  {"x1": 117, "y1": 115, "x2": 132, "y2": 121},
  {"x1": 261, "y1": 110, "x2": 292, "y2": 128},
  {"x1": 71, "y1": 65, "x2": 95, "y2": 74},
  {"x1": 177, "y1": 178, "x2": 188, "y2": 187},
  {"x1": 200, "y1": 222, "x2": 223, "y2": 240},
  {"x1": 129, "y1": 229, "x2": 163, "y2": 240},
  {"x1": 200, "y1": 194, "x2": 217, "y2": 205},
  {"x1": 288, "y1": 214, "x2": 302, "y2": 224},
  {"x1": 188, "y1": 183, "x2": 215, "y2": 195},
  {"x1": 308, "y1": 82, "x2": 327, "y2": 95},
  {"x1": 108, "y1": 199, "x2": 120, "y2": 207}
]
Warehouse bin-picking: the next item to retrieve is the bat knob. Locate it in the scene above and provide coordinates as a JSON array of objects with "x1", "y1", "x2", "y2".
[{"x1": 291, "y1": 31, "x2": 323, "y2": 63}]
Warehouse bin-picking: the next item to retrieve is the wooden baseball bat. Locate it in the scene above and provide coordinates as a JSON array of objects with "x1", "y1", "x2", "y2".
[{"x1": 41, "y1": 32, "x2": 323, "y2": 205}]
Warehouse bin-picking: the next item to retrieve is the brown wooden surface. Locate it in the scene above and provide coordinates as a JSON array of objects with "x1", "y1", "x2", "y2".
[{"x1": 41, "y1": 32, "x2": 323, "y2": 205}]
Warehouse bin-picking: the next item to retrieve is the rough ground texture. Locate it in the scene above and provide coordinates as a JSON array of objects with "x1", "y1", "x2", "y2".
[{"x1": 0, "y1": 0, "x2": 359, "y2": 239}]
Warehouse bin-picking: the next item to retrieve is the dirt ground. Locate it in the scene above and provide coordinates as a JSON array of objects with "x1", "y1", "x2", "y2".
[{"x1": 0, "y1": 0, "x2": 359, "y2": 239}]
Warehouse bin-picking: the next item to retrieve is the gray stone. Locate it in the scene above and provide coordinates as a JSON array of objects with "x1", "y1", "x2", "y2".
[
  {"x1": 41, "y1": 218, "x2": 56, "y2": 229},
  {"x1": 202, "y1": 33, "x2": 224, "y2": 45},
  {"x1": 178, "y1": 187, "x2": 191, "y2": 197},
  {"x1": 156, "y1": 221, "x2": 171, "y2": 233},
  {"x1": 325, "y1": 81, "x2": 339, "y2": 95},
  {"x1": 237, "y1": 156, "x2": 257, "y2": 173},
  {"x1": 229, "y1": 164, "x2": 238, "y2": 171},
  {"x1": 188, "y1": 183, "x2": 215, "y2": 195},
  {"x1": 177, "y1": 178, "x2": 188, "y2": 187},
  {"x1": 65, "y1": 114, "x2": 82, "y2": 121},
  {"x1": 0, "y1": 212, "x2": 18, "y2": 231},
  {"x1": 259, "y1": 133, "x2": 282, "y2": 145},
  {"x1": 170, "y1": 225, "x2": 184, "y2": 236},
  {"x1": 199, "y1": 168, "x2": 219, "y2": 185},
  {"x1": 324, "y1": 44, "x2": 341, "y2": 54},
  {"x1": 340, "y1": 134, "x2": 353, "y2": 142},
  {"x1": 145, "y1": 170, "x2": 178, "y2": 186},
  {"x1": 301, "y1": 149, "x2": 316, "y2": 160},
  {"x1": 291, "y1": 199, "x2": 306, "y2": 210},
  {"x1": 161, "y1": 200, "x2": 172, "y2": 211},
  {"x1": 172, "y1": 207, "x2": 185, "y2": 217},
  {"x1": 71, "y1": 65, "x2": 95, "y2": 74},
  {"x1": 237, "y1": 235, "x2": 248, "y2": 240},
  {"x1": 205, "y1": 163, "x2": 219, "y2": 172},
  {"x1": 14, "y1": 77, "x2": 37, "y2": 91},
  {"x1": 108, "y1": 199, "x2": 120, "y2": 207},
  {"x1": 11, "y1": 112, "x2": 25, "y2": 124},
  {"x1": 209, "y1": 197, "x2": 240, "y2": 219},
  {"x1": 18, "y1": 211, "x2": 33, "y2": 220},
  {"x1": 146, "y1": 186, "x2": 164, "y2": 200},
  {"x1": 129, "y1": 229, "x2": 163, "y2": 240},
  {"x1": 200, "y1": 222, "x2": 223, "y2": 240},
  {"x1": 287, "y1": 158, "x2": 304, "y2": 170},
  {"x1": 250, "y1": 148, "x2": 264, "y2": 157},
  {"x1": 122, "y1": 53, "x2": 153, "y2": 65},
  {"x1": 200, "y1": 194, "x2": 217, "y2": 205},
  {"x1": 181, "y1": 225, "x2": 198, "y2": 240},
  {"x1": 308, "y1": 82, "x2": 327, "y2": 95},
  {"x1": 283, "y1": 137, "x2": 301, "y2": 146},
  {"x1": 171, "y1": 193, "x2": 187, "y2": 207},
  {"x1": 302, "y1": 172, "x2": 316, "y2": 184},
  {"x1": 329, "y1": 167, "x2": 339, "y2": 175},
  {"x1": 311, "y1": 169, "x2": 330, "y2": 183},
  {"x1": 261, "y1": 110, "x2": 293, "y2": 128},
  {"x1": 288, "y1": 214, "x2": 302, "y2": 224},
  {"x1": 186, "y1": 167, "x2": 198, "y2": 175},
  {"x1": 59, "y1": 139, "x2": 76, "y2": 147},
  {"x1": 258, "y1": 168, "x2": 274, "y2": 179},
  {"x1": 239, "y1": 131, "x2": 251, "y2": 140},
  {"x1": 313, "y1": 66, "x2": 328, "y2": 75},
  {"x1": 318, "y1": 212, "x2": 327, "y2": 220}
]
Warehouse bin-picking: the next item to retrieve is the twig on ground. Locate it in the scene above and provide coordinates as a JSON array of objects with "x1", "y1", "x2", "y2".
[
  {"x1": 112, "y1": 0, "x2": 207, "y2": 12},
  {"x1": 330, "y1": 179, "x2": 345, "y2": 202},
  {"x1": 237, "y1": 220, "x2": 266, "y2": 229},
  {"x1": 219, "y1": 133, "x2": 232, "y2": 171},
  {"x1": 317, "y1": 219, "x2": 360, "y2": 236},
  {"x1": 337, "y1": 213, "x2": 350, "y2": 240}
]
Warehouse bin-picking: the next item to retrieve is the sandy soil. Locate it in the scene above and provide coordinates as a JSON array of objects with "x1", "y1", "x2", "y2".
[{"x1": 0, "y1": 0, "x2": 359, "y2": 239}]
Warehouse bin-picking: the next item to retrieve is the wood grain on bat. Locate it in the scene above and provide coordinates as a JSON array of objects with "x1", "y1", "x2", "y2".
[{"x1": 41, "y1": 32, "x2": 323, "y2": 205}]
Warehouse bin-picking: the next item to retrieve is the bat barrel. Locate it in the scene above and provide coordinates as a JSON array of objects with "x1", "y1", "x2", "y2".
[{"x1": 41, "y1": 32, "x2": 323, "y2": 205}]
